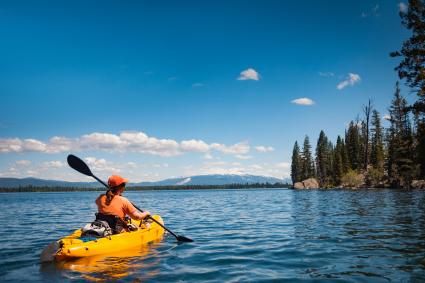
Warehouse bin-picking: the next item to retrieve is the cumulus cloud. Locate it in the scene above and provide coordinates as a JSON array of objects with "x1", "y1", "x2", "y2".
[
  {"x1": 235, "y1": 155, "x2": 253, "y2": 160},
  {"x1": 15, "y1": 160, "x2": 31, "y2": 166},
  {"x1": 0, "y1": 131, "x2": 251, "y2": 157},
  {"x1": 255, "y1": 146, "x2": 275, "y2": 153},
  {"x1": 180, "y1": 139, "x2": 210, "y2": 152},
  {"x1": 203, "y1": 153, "x2": 214, "y2": 160},
  {"x1": 42, "y1": 161, "x2": 65, "y2": 168},
  {"x1": 291, "y1": 98, "x2": 315, "y2": 106},
  {"x1": 275, "y1": 162, "x2": 290, "y2": 169},
  {"x1": 237, "y1": 68, "x2": 260, "y2": 81},
  {"x1": 85, "y1": 157, "x2": 121, "y2": 173},
  {"x1": 399, "y1": 2, "x2": 408, "y2": 13},
  {"x1": 337, "y1": 73, "x2": 361, "y2": 90},
  {"x1": 210, "y1": 142, "x2": 250, "y2": 155}
]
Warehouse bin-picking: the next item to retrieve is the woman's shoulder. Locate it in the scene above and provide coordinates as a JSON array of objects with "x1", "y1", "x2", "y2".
[{"x1": 116, "y1": 195, "x2": 130, "y2": 203}]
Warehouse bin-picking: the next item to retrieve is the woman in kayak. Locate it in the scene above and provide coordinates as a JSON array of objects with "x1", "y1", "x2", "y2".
[{"x1": 95, "y1": 175, "x2": 150, "y2": 232}]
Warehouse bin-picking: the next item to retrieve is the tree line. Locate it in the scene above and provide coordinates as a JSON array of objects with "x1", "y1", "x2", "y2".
[
  {"x1": 291, "y1": 0, "x2": 425, "y2": 189},
  {"x1": 0, "y1": 182, "x2": 291, "y2": 193}
]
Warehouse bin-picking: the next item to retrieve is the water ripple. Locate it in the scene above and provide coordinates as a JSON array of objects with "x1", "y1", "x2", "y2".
[{"x1": 0, "y1": 189, "x2": 424, "y2": 282}]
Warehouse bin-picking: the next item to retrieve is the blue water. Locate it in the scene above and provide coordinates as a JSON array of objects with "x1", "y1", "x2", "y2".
[{"x1": 0, "y1": 188, "x2": 424, "y2": 282}]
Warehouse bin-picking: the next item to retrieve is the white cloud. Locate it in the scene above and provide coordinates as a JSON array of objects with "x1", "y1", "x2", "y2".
[
  {"x1": 255, "y1": 146, "x2": 275, "y2": 153},
  {"x1": 383, "y1": 114, "x2": 391, "y2": 121},
  {"x1": 337, "y1": 73, "x2": 361, "y2": 90},
  {"x1": 15, "y1": 160, "x2": 31, "y2": 166},
  {"x1": 291, "y1": 98, "x2": 315, "y2": 106},
  {"x1": 275, "y1": 162, "x2": 290, "y2": 169},
  {"x1": 42, "y1": 161, "x2": 65, "y2": 168},
  {"x1": 0, "y1": 131, "x2": 251, "y2": 157},
  {"x1": 399, "y1": 2, "x2": 408, "y2": 13},
  {"x1": 192, "y1": 83, "x2": 204, "y2": 87},
  {"x1": 0, "y1": 138, "x2": 50, "y2": 153},
  {"x1": 250, "y1": 164, "x2": 263, "y2": 170},
  {"x1": 235, "y1": 155, "x2": 253, "y2": 160},
  {"x1": 203, "y1": 153, "x2": 214, "y2": 160},
  {"x1": 318, "y1": 71, "x2": 334, "y2": 77},
  {"x1": 85, "y1": 157, "x2": 121, "y2": 173},
  {"x1": 180, "y1": 139, "x2": 210, "y2": 152},
  {"x1": 237, "y1": 68, "x2": 260, "y2": 81},
  {"x1": 210, "y1": 142, "x2": 250, "y2": 154}
]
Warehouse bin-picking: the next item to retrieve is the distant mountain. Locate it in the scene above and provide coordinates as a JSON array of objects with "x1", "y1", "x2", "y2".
[
  {"x1": 0, "y1": 174, "x2": 288, "y2": 188},
  {"x1": 134, "y1": 174, "x2": 285, "y2": 186},
  {"x1": 0, "y1": 177, "x2": 100, "y2": 188}
]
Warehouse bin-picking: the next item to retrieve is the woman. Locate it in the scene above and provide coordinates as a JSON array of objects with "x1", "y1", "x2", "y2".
[{"x1": 95, "y1": 175, "x2": 150, "y2": 232}]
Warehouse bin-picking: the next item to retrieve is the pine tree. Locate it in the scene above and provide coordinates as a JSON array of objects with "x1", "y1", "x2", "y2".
[
  {"x1": 391, "y1": 0, "x2": 425, "y2": 179},
  {"x1": 417, "y1": 120, "x2": 425, "y2": 178},
  {"x1": 291, "y1": 141, "x2": 302, "y2": 184},
  {"x1": 316, "y1": 131, "x2": 330, "y2": 186},
  {"x1": 362, "y1": 100, "x2": 373, "y2": 170},
  {"x1": 340, "y1": 137, "x2": 350, "y2": 173},
  {"x1": 333, "y1": 136, "x2": 344, "y2": 185},
  {"x1": 391, "y1": 0, "x2": 425, "y2": 101},
  {"x1": 387, "y1": 82, "x2": 416, "y2": 188},
  {"x1": 301, "y1": 136, "x2": 315, "y2": 180},
  {"x1": 358, "y1": 120, "x2": 367, "y2": 171},
  {"x1": 326, "y1": 140, "x2": 334, "y2": 185},
  {"x1": 345, "y1": 121, "x2": 361, "y2": 170},
  {"x1": 370, "y1": 110, "x2": 385, "y2": 172}
]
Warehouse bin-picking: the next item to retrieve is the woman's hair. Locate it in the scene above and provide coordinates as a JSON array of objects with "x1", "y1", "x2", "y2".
[{"x1": 105, "y1": 184, "x2": 125, "y2": 205}]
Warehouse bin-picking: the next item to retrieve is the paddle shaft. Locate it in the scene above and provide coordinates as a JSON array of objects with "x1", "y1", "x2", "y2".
[{"x1": 131, "y1": 202, "x2": 181, "y2": 239}]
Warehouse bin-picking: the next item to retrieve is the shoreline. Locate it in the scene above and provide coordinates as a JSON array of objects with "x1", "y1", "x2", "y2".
[{"x1": 0, "y1": 183, "x2": 291, "y2": 193}]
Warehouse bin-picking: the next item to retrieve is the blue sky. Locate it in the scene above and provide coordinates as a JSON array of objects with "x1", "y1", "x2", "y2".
[{"x1": 0, "y1": 1, "x2": 412, "y2": 182}]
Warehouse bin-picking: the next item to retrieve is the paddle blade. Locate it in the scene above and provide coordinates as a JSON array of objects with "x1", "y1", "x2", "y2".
[
  {"x1": 177, "y1": 235, "x2": 194, "y2": 242},
  {"x1": 67, "y1": 154, "x2": 92, "y2": 176},
  {"x1": 40, "y1": 241, "x2": 60, "y2": 263}
]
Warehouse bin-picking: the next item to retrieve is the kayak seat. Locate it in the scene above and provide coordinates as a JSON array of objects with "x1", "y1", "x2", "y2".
[{"x1": 95, "y1": 213, "x2": 128, "y2": 234}]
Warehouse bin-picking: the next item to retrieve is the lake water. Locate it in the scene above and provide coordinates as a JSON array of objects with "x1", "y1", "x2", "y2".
[{"x1": 0, "y1": 188, "x2": 424, "y2": 282}]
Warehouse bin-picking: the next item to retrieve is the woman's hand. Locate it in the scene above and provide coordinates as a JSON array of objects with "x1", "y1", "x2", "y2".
[
  {"x1": 142, "y1": 211, "x2": 150, "y2": 219},
  {"x1": 132, "y1": 210, "x2": 150, "y2": 220}
]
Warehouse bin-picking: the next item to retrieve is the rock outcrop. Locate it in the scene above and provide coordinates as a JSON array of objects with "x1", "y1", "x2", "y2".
[
  {"x1": 293, "y1": 178, "x2": 319, "y2": 189},
  {"x1": 411, "y1": 180, "x2": 425, "y2": 189}
]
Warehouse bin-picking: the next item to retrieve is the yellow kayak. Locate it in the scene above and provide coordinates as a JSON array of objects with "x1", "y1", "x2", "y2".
[{"x1": 54, "y1": 215, "x2": 165, "y2": 261}]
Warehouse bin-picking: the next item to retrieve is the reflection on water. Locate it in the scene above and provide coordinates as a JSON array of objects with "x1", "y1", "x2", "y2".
[
  {"x1": 1, "y1": 189, "x2": 425, "y2": 282},
  {"x1": 53, "y1": 242, "x2": 162, "y2": 282}
]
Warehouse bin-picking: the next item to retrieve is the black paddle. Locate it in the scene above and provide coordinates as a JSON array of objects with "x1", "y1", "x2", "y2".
[{"x1": 67, "y1": 154, "x2": 193, "y2": 243}]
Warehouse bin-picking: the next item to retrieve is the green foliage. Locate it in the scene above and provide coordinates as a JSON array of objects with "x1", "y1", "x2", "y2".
[
  {"x1": 315, "y1": 131, "x2": 333, "y2": 186},
  {"x1": 301, "y1": 136, "x2": 315, "y2": 180},
  {"x1": 391, "y1": 0, "x2": 425, "y2": 99},
  {"x1": 345, "y1": 121, "x2": 361, "y2": 170},
  {"x1": 366, "y1": 168, "x2": 384, "y2": 187},
  {"x1": 370, "y1": 110, "x2": 385, "y2": 172},
  {"x1": 341, "y1": 170, "x2": 364, "y2": 188},
  {"x1": 291, "y1": 141, "x2": 302, "y2": 184},
  {"x1": 333, "y1": 136, "x2": 345, "y2": 185},
  {"x1": 387, "y1": 82, "x2": 417, "y2": 188},
  {"x1": 0, "y1": 182, "x2": 291, "y2": 193}
]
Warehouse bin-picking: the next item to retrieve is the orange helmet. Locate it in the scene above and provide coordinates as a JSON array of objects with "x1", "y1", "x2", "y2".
[{"x1": 108, "y1": 175, "x2": 129, "y2": 188}]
